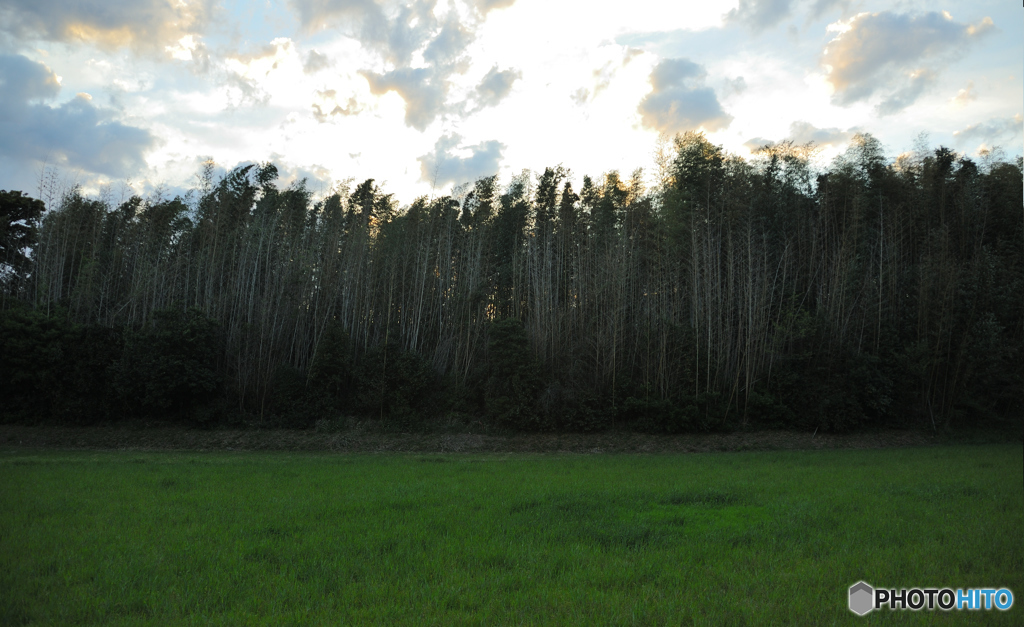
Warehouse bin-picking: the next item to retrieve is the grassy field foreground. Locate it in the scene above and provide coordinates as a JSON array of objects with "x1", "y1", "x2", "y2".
[{"x1": 1, "y1": 445, "x2": 1021, "y2": 625}]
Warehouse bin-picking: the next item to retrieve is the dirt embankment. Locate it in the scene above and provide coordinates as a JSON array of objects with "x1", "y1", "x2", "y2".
[{"x1": 2, "y1": 423, "x2": 1014, "y2": 454}]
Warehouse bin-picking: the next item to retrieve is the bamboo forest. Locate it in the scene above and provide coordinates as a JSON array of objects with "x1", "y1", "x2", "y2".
[{"x1": 1, "y1": 132, "x2": 1021, "y2": 432}]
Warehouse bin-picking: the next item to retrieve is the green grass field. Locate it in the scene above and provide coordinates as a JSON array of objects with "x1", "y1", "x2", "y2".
[{"x1": 1, "y1": 444, "x2": 1021, "y2": 625}]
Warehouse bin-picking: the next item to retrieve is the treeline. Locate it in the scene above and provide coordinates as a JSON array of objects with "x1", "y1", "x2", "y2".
[{"x1": 1, "y1": 133, "x2": 1021, "y2": 432}]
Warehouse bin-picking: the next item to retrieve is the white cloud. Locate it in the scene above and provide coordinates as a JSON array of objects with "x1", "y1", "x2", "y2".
[{"x1": 950, "y1": 81, "x2": 976, "y2": 107}]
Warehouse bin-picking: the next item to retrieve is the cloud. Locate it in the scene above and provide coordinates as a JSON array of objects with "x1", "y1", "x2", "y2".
[
  {"x1": 822, "y1": 11, "x2": 994, "y2": 107},
  {"x1": 953, "y1": 115, "x2": 1023, "y2": 144},
  {"x1": 637, "y1": 58, "x2": 732, "y2": 135},
  {"x1": 808, "y1": 0, "x2": 852, "y2": 22},
  {"x1": 466, "y1": 0, "x2": 516, "y2": 15},
  {"x1": 951, "y1": 81, "x2": 976, "y2": 107},
  {"x1": 742, "y1": 137, "x2": 773, "y2": 151},
  {"x1": 787, "y1": 121, "x2": 852, "y2": 146},
  {"x1": 289, "y1": 0, "x2": 385, "y2": 37},
  {"x1": 572, "y1": 48, "x2": 645, "y2": 105},
  {"x1": 312, "y1": 89, "x2": 363, "y2": 122},
  {"x1": 725, "y1": 0, "x2": 793, "y2": 33},
  {"x1": 422, "y1": 12, "x2": 474, "y2": 69},
  {"x1": 0, "y1": 54, "x2": 156, "y2": 177},
  {"x1": 721, "y1": 76, "x2": 747, "y2": 98},
  {"x1": 290, "y1": 0, "x2": 440, "y2": 66},
  {"x1": 0, "y1": 0, "x2": 214, "y2": 55},
  {"x1": 474, "y1": 66, "x2": 520, "y2": 110},
  {"x1": 291, "y1": 1, "x2": 503, "y2": 130},
  {"x1": 264, "y1": 153, "x2": 334, "y2": 192},
  {"x1": 221, "y1": 38, "x2": 306, "y2": 108},
  {"x1": 875, "y1": 69, "x2": 936, "y2": 116},
  {"x1": 743, "y1": 121, "x2": 852, "y2": 151},
  {"x1": 361, "y1": 67, "x2": 446, "y2": 131},
  {"x1": 0, "y1": 52, "x2": 60, "y2": 101},
  {"x1": 304, "y1": 50, "x2": 331, "y2": 74},
  {"x1": 289, "y1": 0, "x2": 515, "y2": 39},
  {"x1": 417, "y1": 133, "x2": 505, "y2": 187}
]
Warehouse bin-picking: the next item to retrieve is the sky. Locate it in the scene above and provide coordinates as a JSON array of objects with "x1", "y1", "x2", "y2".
[{"x1": 0, "y1": 0, "x2": 1021, "y2": 206}]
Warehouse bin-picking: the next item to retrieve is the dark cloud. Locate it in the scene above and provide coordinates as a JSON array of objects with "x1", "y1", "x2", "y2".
[
  {"x1": 0, "y1": 54, "x2": 156, "y2": 177},
  {"x1": 0, "y1": 0, "x2": 214, "y2": 54},
  {"x1": 474, "y1": 66, "x2": 520, "y2": 109},
  {"x1": 638, "y1": 58, "x2": 732, "y2": 135},
  {"x1": 361, "y1": 67, "x2": 446, "y2": 131},
  {"x1": 0, "y1": 51, "x2": 60, "y2": 101},
  {"x1": 725, "y1": 0, "x2": 793, "y2": 33},
  {"x1": 875, "y1": 69, "x2": 937, "y2": 116},
  {"x1": 823, "y1": 11, "x2": 994, "y2": 107},
  {"x1": 418, "y1": 133, "x2": 505, "y2": 187},
  {"x1": 304, "y1": 50, "x2": 331, "y2": 74},
  {"x1": 953, "y1": 115, "x2": 1023, "y2": 145}
]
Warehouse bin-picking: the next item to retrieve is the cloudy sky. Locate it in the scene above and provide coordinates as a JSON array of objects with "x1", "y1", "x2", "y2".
[{"x1": 0, "y1": 0, "x2": 1020, "y2": 204}]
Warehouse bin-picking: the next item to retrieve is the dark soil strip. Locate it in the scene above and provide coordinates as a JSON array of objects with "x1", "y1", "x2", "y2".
[{"x1": 2, "y1": 424, "x2": 1016, "y2": 454}]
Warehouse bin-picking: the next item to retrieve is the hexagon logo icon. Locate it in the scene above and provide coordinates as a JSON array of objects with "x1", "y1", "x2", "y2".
[{"x1": 849, "y1": 581, "x2": 874, "y2": 616}]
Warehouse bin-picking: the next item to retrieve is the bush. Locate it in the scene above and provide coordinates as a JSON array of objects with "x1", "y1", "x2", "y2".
[
  {"x1": 113, "y1": 308, "x2": 223, "y2": 422},
  {"x1": 0, "y1": 307, "x2": 125, "y2": 424},
  {"x1": 538, "y1": 381, "x2": 607, "y2": 432},
  {"x1": 267, "y1": 363, "x2": 317, "y2": 428},
  {"x1": 307, "y1": 321, "x2": 354, "y2": 413},
  {"x1": 353, "y1": 343, "x2": 439, "y2": 428},
  {"x1": 52, "y1": 324, "x2": 123, "y2": 424},
  {"x1": 0, "y1": 306, "x2": 67, "y2": 422},
  {"x1": 484, "y1": 318, "x2": 542, "y2": 429}
]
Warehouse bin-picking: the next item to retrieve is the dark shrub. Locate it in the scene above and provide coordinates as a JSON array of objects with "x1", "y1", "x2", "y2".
[
  {"x1": 113, "y1": 308, "x2": 223, "y2": 422},
  {"x1": 484, "y1": 318, "x2": 542, "y2": 429},
  {"x1": 354, "y1": 343, "x2": 439, "y2": 428},
  {"x1": 0, "y1": 306, "x2": 66, "y2": 422}
]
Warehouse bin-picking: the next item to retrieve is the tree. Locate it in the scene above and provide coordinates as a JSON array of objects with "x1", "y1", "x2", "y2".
[{"x1": 0, "y1": 190, "x2": 45, "y2": 301}]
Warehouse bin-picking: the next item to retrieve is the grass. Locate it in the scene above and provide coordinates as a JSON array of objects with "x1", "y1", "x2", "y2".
[{"x1": 1, "y1": 444, "x2": 1021, "y2": 625}]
